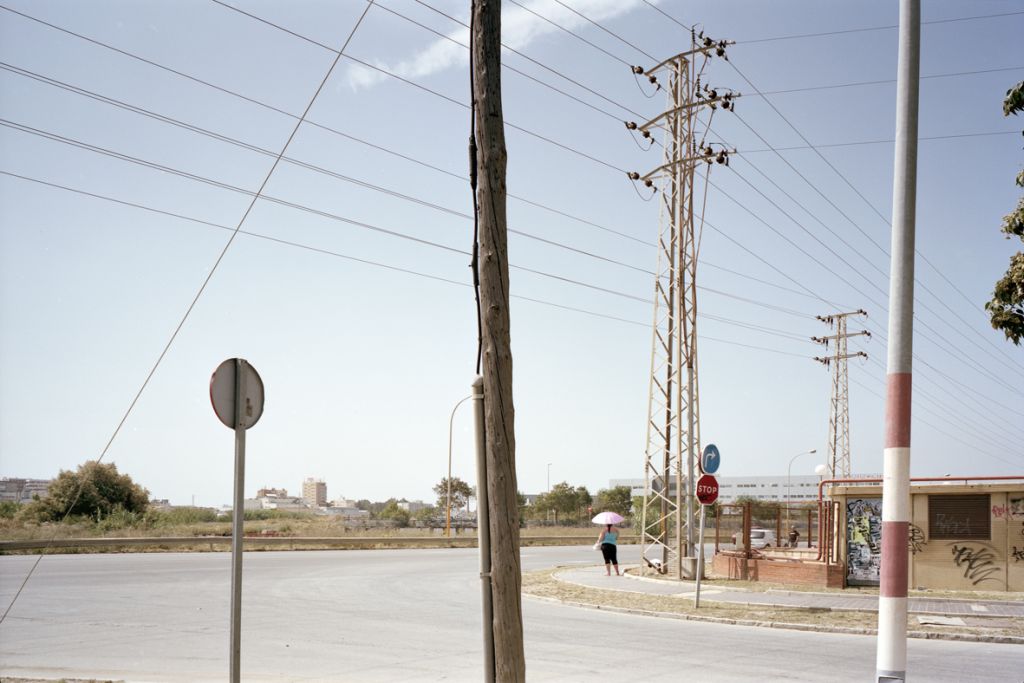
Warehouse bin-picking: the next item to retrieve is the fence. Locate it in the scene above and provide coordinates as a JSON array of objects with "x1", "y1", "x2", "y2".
[{"x1": 715, "y1": 502, "x2": 821, "y2": 554}]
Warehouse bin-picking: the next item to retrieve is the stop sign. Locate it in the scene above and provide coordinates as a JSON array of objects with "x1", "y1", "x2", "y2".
[{"x1": 696, "y1": 474, "x2": 719, "y2": 505}]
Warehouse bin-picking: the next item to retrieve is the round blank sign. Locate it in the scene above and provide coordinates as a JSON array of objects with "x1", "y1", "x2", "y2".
[{"x1": 210, "y1": 358, "x2": 264, "y2": 429}]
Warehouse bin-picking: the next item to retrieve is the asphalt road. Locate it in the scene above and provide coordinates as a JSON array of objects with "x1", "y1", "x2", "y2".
[{"x1": 0, "y1": 546, "x2": 1020, "y2": 682}]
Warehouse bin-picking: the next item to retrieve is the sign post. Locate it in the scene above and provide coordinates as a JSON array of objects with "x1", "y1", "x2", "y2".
[
  {"x1": 694, "y1": 462, "x2": 720, "y2": 608},
  {"x1": 210, "y1": 358, "x2": 264, "y2": 683}
]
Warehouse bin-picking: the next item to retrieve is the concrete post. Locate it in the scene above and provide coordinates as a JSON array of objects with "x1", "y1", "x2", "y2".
[{"x1": 876, "y1": 1, "x2": 919, "y2": 681}]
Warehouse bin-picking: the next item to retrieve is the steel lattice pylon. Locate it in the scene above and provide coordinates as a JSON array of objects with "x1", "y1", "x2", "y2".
[
  {"x1": 813, "y1": 310, "x2": 870, "y2": 478},
  {"x1": 629, "y1": 32, "x2": 737, "y2": 577}
]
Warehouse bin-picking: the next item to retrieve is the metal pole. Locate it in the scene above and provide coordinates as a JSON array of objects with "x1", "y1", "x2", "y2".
[
  {"x1": 229, "y1": 359, "x2": 247, "y2": 683},
  {"x1": 472, "y1": 376, "x2": 494, "y2": 683},
  {"x1": 447, "y1": 394, "x2": 473, "y2": 538},
  {"x1": 694, "y1": 505, "x2": 706, "y2": 608},
  {"x1": 685, "y1": 364, "x2": 695, "y2": 565},
  {"x1": 877, "y1": 2, "x2": 919, "y2": 681},
  {"x1": 786, "y1": 449, "x2": 816, "y2": 535}
]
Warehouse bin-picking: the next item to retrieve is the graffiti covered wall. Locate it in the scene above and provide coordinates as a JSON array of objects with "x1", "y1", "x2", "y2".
[
  {"x1": 846, "y1": 498, "x2": 882, "y2": 586},
  {"x1": 836, "y1": 485, "x2": 1024, "y2": 591},
  {"x1": 907, "y1": 490, "x2": 1022, "y2": 591}
]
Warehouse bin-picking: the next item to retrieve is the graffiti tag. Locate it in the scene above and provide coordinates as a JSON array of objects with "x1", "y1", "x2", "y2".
[
  {"x1": 1012, "y1": 547, "x2": 1024, "y2": 563},
  {"x1": 934, "y1": 514, "x2": 972, "y2": 537},
  {"x1": 908, "y1": 524, "x2": 927, "y2": 555},
  {"x1": 950, "y1": 544, "x2": 1001, "y2": 586},
  {"x1": 991, "y1": 505, "x2": 1007, "y2": 519}
]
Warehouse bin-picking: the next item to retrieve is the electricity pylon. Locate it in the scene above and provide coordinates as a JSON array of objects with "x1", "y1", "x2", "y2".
[
  {"x1": 813, "y1": 310, "x2": 870, "y2": 478},
  {"x1": 626, "y1": 30, "x2": 737, "y2": 577}
]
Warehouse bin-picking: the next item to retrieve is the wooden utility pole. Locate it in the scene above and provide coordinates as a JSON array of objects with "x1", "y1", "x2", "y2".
[{"x1": 472, "y1": 1, "x2": 525, "y2": 681}]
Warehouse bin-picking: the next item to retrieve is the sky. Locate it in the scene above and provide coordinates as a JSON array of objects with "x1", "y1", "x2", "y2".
[{"x1": 0, "y1": 0, "x2": 1022, "y2": 508}]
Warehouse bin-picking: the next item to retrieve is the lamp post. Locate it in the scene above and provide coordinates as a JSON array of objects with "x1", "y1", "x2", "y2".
[
  {"x1": 447, "y1": 393, "x2": 474, "y2": 537},
  {"x1": 786, "y1": 449, "x2": 817, "y2": 533},
  {"x1": 546, "y1": 463, "x2": 552, "y2": 491}
]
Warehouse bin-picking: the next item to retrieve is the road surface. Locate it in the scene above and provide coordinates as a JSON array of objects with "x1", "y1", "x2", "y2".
[{"x1": 0, "y1": 546, "x2": 1019, "y2": 681}]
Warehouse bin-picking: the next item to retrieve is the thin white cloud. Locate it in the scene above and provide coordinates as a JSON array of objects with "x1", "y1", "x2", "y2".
[{"x1": 343, "y1": 0, "x2": 655, "y2": 91}]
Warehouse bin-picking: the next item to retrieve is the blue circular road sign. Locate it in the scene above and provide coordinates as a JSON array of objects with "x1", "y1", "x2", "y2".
[{"x1": 701, "y1": 443, "x2": 721, "y2": 474}]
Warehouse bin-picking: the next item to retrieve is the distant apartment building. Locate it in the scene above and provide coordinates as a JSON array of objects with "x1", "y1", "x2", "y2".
[
  {"x1": 244, "y1": 495, "x2": 308, "y2": 511},
  {"x1": 0, "y1": 477, "x2": 52, "y2": 504},
  {"x1": 302, "y1": 478, "x2": 327, "y2": 507},
  {"x1": 323, "y1": 506, "x2": 370, "y2": 520},
  {"x1": 398, "y1": 500, "x2": 428, "y2": 513},
  {"x1": 256, "y1": 487, "x2": 289, "y2": 498}
]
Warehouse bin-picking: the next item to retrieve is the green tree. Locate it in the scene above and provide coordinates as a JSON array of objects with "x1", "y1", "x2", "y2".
[
  {"x1": 434, "y1": 476, "x2": 473, "y2": 520},
  {"x1": 0, "y1": 500, "x2": 19, "y2": 519},
  {"x1": 22, "y1": 461, "x2": 148, "y2": 523},
  {"x1": 594, "y1": 486, "x2": 633, "y2": 517},
  {"x1": 412, "y1": 505, "x2": 438, "y2": 524},
  {"x1": 987, "y1": 80, "x2": 1024, "y2": 344},
  {"x1": 544, "y1": 482, "x2": 583, "y2": 524},
  {"x1": 378, "y1": 500, "x2": 410, "y2": 527}
]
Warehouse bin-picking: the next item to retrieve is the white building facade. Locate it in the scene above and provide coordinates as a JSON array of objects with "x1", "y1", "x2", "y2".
[{"x1": 609, "y1": 474, "x2": 875, "y2": 504}]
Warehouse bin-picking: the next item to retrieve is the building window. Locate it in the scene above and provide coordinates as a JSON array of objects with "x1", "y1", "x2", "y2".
[{"x1": 928, "y1": 494, "x2": 990, "y2": 540}]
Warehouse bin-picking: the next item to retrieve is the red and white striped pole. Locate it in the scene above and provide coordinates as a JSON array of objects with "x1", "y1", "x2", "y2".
[{"x1": 877, "y1": 1, "x2": 919, "y2": 681}]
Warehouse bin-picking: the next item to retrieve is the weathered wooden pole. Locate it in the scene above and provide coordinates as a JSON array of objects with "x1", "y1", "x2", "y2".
[{"x1": 472, "y1": 0, "x2": 526, "y2": 680}]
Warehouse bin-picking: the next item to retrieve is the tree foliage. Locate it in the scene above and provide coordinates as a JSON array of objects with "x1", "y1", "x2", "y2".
[
  {"x1": 378, "y1": 500, "x2": 410, "y2": 527},
  {"x1": 532, "y1": 482, "x2": 591, "y2": 523},
  {"x1": 987, "y1": 80, "x2": 1024, "y2": 345},
  {"x1": 23, "y1": 461, "x2": 148, "y2": 523},
  {"x1": 594, "y1": 486, "x2": 633, "y2": 516},
  {"x1": 434, "y1": 477, "x2": 473, "y2": 518}
]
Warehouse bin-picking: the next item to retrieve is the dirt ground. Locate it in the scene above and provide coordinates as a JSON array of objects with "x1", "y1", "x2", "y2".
[{"x1": 521, "y1": 567, "x2": 1024, "y2": 642}]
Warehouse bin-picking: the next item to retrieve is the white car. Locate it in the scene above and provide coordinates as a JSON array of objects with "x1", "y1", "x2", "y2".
[{"x1": 731, "y1": 528, "x2": 777, "y2": 549}]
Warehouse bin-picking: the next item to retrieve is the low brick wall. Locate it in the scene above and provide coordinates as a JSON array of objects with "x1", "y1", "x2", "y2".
[{"x1": 712, "y1": 553, "x2": 845, "y2": 588}]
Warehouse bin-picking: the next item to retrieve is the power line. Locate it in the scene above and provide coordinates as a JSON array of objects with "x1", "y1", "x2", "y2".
[
  {"x1": 0, "y1": 62, "x2": 657, "y2": 276},
  {"x1": 723, "y1": 68, "x2": 1024, "y2": 380},
  {"x1": 862, "y1": 355, "x2": 1023, "y2": 456},
  {"x1": 549, "y1": 0, "x2": 656, "y2": 61},
  {"x1": 751, "y1": 66, "x2": 1024, "y2": 97},
  {"x1": 641, "y1": 1, "x2": 1024, "y2": 46},
  {"x1": 0, "y1": 1, "x2": 375, "y2": 625},
  {"x1": 397, "y1": 0, "x2": 648, "y2": 120},
  {"x1": 737, "y1": 10, "x2": 1024, "y2": 45},
  {"x1": 1, "y1": 121, "x2": 824, "y2": 325},
  {"x1": 0, "y1": 41, "x2": 822, "y2": 307},
  {"x1": 503, "y1": 0, "x2": 633, "y2": 68},
  {"x1": 849, "y1": 376, "x2": 1021, "y2": 469},
  {"x1": 390, "y1": 0, "x2": 1024, "y2": 383},
  {"x1": 208, "y1": 0, "x2": 630, "y2": 173},
  {"x1": 0, "y1": 5, "x2": 654, "y2": 248},
  {"x1": 707, "y1": 118, "x2": 1024, "y2": 384},
  {"x1": 740, "y1": 130, "x2": 1020, "y2": 153},
  {"x1": 12, "y1": 1, "x2": 1019, "y2": 401},
  {"x1": 725, "y1": 59, "x2": 1024, "y2": 369},
  {"x1": 0, "y1": 169, "x2": 817, "y2": 357}
]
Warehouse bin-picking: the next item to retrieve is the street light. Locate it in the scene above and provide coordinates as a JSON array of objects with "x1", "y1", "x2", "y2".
[
  {"x1": 786, "y1": 449, "x2": 818, "y2": 534},
  {"x1": 446, "y1": 393, "x2": 474, "y2": 538},
  {"x1": 547, "y1": 463, "x2": 552, "y2": 492}
]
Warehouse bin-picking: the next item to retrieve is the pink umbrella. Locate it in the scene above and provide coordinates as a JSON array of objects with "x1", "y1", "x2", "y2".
[{"x1": 591, "y1": 511, "x2": 624, "y2": 525}]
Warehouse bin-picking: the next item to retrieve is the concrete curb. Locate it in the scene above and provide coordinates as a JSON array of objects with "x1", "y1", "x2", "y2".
[{"x1": 535, "y1": 571, "x2": 1024, "y2": 645}]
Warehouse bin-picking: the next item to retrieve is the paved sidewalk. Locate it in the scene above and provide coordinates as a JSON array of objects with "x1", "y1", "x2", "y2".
[{"x1": 555, "y1": 565, "x2": 1024, "y2": 618}]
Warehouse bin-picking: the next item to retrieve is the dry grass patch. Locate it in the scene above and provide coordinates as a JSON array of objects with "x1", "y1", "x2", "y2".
[{"x1": 522, "y1": 568, "x2": 1024, "y2": 641}]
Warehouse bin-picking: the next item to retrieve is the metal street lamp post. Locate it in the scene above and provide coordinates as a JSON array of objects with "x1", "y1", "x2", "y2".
[
  {"x1": 447, "y1": 394, "x2": 474, "y2": 537},
  {"x1": 786, "y1": 449, "x2": 818, "y2": 536}
]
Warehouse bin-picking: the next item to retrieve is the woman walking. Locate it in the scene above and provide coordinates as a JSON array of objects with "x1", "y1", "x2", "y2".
[{"x1": 597, "y1": 523, "x2": 620, "y2": 576}]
